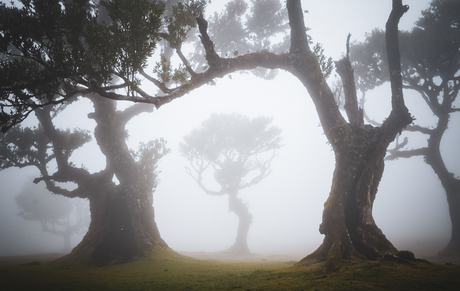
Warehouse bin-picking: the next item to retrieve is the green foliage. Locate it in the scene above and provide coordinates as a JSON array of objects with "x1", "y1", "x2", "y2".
[
  {"x1": 351, "y1": 0, "x2": 460, "y2": 93},
  {"x1": 153, "y1": 55, "x2": 174, "y2": 84},
  {"x1": 312, "y1": 42, "x2": 333, "y2": 79},
  {"x1": 0, "y1": 0, "x2": 165, "y2": 131},
  {"x1": 131, "y1": 138, "x2": 170, "y2": 189},
  {"x1": 164, "y1": 0, "x2": 207, "y2": 48},
  {"x1": 0, "y1": 125, "x2": 91, "y2": 170},
  {"x1": 103, "y1": 0, "x2": 164, "y2": 79},
  {"x1": 206, "y1": 0, "x2": 289, "y2": 79}
]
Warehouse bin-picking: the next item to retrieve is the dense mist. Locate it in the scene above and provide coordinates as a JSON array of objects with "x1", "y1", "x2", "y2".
[{"x1": 1, "y1": 0, "x2": 457, "y2": 261}]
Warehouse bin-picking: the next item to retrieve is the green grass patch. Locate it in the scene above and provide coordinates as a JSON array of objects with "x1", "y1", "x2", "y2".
[{"x1": 0, "y1": 252, "x2": 459, "y2": 290}]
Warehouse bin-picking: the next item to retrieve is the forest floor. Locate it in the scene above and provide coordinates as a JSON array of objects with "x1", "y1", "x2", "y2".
[{"x1": 1, "y1": 250, "x2": 460, "y2": 290}]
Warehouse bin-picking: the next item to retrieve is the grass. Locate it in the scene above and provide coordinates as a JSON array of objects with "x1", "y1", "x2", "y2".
[{"x1": 1, "y1": 251, "x2": 460, "y2": 290}]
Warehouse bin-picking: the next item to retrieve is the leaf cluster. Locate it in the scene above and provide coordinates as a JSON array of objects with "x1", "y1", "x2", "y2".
[
  {"x1": 0, "y1": 0, "x2": 164, "y2": 132},
  {"x1": 130, "y1": 138, "x2": 170, "y2": 190}
]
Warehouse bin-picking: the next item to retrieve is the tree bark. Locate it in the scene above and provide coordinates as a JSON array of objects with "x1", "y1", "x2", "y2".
[
  {"x1": 299, "y1": 125, "x2": 398, "y2": 270},
  {"x1": 284, "y1": 0, "x2": 411, "y2": 271},
  {"x1": 226, "y1": 193, "x2": 252, "y2": 255}
]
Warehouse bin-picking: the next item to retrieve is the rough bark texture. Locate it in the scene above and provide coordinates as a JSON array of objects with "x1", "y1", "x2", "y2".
[
  {"x1": 299, "y1": 125, "x2": 398, "y2": 270},
  {"x1": 186, "y1": 0, "x2": 412, "y2": 271},
  {"x1": 287, "y1": 0, "x2": 411, "y2": 270}
]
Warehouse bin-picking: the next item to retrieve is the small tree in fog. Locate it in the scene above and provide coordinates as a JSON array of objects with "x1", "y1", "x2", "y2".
[
  {"x1": 15, "y1": 179, "x2": 90, "y2": 253},
  {"x1": 180, "y1": 113, "x2": 282, "y2": 255}
]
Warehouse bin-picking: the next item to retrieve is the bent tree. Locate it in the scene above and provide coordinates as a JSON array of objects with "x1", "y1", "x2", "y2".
[
  {"x1": 180, "y1": 113, "x2": 282, "y2": 255},
  {"x1": 351, "y1": 0, "x2": 460, "y2": 259},
  {"x1": 1, "y1": 0, "x2": 412, "y2": 269}
]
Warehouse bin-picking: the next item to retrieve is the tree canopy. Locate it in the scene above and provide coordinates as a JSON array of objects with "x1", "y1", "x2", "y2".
[
  {"x1": 180, "y1": 113, "x2": 282, "y2": 193},
  {"x1": 180, "y1": 113, "x2": 282, "y2": 255}
]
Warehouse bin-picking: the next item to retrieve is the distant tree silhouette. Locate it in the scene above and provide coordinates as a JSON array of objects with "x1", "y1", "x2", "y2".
[
  {"x1": 180, "y1": 113, "x2": 282, "y2": 255},
  {"x1": 15, "y1": 179, "x2": 90, "y2": 253},
  {"x1": 351, "y1": 0, "x2": 460, "y2": 259}
]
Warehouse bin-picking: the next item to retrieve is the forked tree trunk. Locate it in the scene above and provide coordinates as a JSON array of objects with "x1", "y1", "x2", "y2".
[
  {"x1": 226, "y1": 193, "x2": 252, "y2": 255},
  {"x1": 299, "y1": 126, "x2": 398, "y2": 270},
  {"x1": 281, "y1": 0, "x2": 411, "y2": 271}
]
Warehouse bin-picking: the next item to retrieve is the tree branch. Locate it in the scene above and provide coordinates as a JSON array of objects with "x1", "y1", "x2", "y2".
[
  {"x1": 386, "y1": 147, "x2": 429, "y2": 161},
  {"x1": 336, "y1": 34, "x2": 362, "y2": 126},
  {"x1": 382, "y1": 0, "x2": 412, "y2": 137}
]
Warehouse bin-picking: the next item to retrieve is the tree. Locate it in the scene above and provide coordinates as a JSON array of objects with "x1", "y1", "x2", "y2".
[
  {"x1": 350, "y1": 0, "x2": 460, "y2": 259},
  {"x1": 1, "y1": 0, "x2": 412, "y2": 270},
  {"x1": 1, "y1": 98, "x2": 170, "y2": 265},
  {"x1": 15, "y1": 179, "x2": 89, "y2": 253},
  {"x1": 0, "y1": 0, "x2": 185, "y2": 265},
  {"x1": 180, "y1": 113, "x2": 282, "y2": 255}
]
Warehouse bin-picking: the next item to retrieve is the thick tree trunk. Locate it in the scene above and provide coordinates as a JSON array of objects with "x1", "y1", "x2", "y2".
[
  {"x1": 226, "y1": 193, "x2": 252, "y2": 255},
  {"x1": 63, "y1": 96, "x2": 168, "y2": 265},
  {"x1": 299, "y1": 125, "x2": 397, "y2": 270},
  {"x1": 71, "y1": 181, "x2": 167, "y2": 265}
]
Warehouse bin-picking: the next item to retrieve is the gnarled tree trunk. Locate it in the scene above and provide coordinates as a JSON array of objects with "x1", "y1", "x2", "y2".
[
  {"x1": 36, "y1": 96, "x2": 169, "y2": 266},
  {"x1": 300, "y1": 126, "x2": 398, "y2": 270},
  {"x1": 284, "y1": 0, "x2": 411, "y2": 271}
]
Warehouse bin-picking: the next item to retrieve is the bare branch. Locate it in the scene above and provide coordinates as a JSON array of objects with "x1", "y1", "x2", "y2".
[
  {"x1": 336, "y1": 34, "x2": 362, "y2": 126},
  {"x1": 386, "y1": 147, "x2": 429, "y2": 161}
]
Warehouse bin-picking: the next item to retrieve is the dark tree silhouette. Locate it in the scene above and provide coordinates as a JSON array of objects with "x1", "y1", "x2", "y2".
[
  {"x1": 350, "y1": 0, "x2": 460, "y2": 259},
  {"x1": 0, "y1": 98, "x2": 170, "y2": 265},
  {"x1": 15, "y1": 179, "x2": 89, "y2": 253},
  {"x1": 1, "y1": 0, "x2": 412, "y2": 270},
  {"x1": 180, "y1": 113, "x2": 282, "y2": 256}
]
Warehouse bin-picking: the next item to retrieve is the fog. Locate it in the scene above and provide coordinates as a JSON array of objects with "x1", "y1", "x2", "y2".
[{"x1": 1, "y1": 0, "x2": 457, "y2": 259}]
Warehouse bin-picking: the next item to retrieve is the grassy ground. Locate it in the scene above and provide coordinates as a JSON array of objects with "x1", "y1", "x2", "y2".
[{"x1": 1, "y1": 251, "x2": 459, "y2": 290}]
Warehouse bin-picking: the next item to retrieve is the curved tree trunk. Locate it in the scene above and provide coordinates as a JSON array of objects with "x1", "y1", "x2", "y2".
[
  {"x1": 226, "y1": 193, "x2": 252, "y2": 255},
  {"x1": 424, "y1": 113, "x2": 460, "y2": 258},
  {"x1": 299, "y1": 126, "x2": 397, "y2": 270}
]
